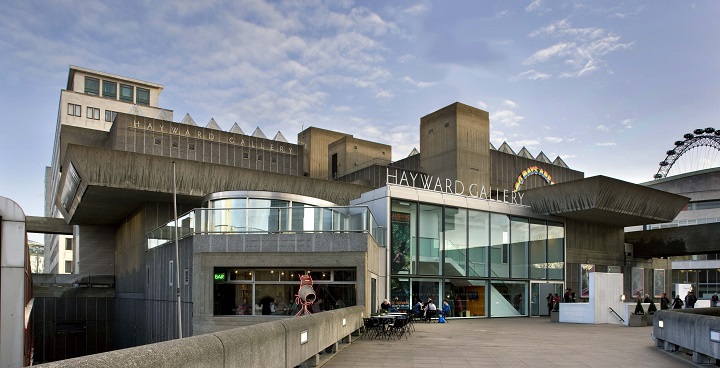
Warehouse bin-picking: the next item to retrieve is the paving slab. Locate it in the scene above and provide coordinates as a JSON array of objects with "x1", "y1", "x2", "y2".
[{"x1": 323, "y1": 317, "x2": 700, "y2": 368}]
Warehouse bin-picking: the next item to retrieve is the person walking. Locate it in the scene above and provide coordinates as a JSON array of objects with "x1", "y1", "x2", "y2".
[
  {"x1": 684, "y1": 291, "x2": 697, "y2": 308},
  {"x1": 712, "y1": 293, "x2": 719, "y2": 307},
  {"x1": 672, "y1": 295, "x2": 684, "y2": 309},
  {"x1": 659, "y1": 292, "x2": 671, "y2": 310},
  {"x1": 546, "y1": 293, "x2": 554, "y2": 314}
]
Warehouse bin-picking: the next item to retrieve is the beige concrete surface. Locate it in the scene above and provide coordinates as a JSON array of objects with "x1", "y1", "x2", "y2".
[{"x1": 324, "y1": 317, "x2": 698, "y2": 367}]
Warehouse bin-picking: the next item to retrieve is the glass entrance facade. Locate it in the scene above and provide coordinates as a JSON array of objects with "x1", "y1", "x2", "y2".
[{"x1": 389, "y1": 198, "x2": 565, "y2": 318}]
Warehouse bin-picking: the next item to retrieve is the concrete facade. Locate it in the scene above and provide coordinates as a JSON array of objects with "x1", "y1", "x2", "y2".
[
  {"x1": 419, "y1": 102, "x2": 491, "y2": 189},
  {"x1": 33, "y1": 67, "x2": 691, "y2": 363}
]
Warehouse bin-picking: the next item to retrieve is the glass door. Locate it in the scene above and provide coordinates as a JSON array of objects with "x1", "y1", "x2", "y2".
[{"x1": 530, "y1": 282, "x2": 564, "y2": 317}]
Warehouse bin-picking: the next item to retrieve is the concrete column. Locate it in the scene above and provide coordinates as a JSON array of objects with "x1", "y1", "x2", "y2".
[
  {"x1": 663, "y1": 341, "x2": 678, "y2": 352},
  {"x1": 0, "y1": 197, "x2": 27, "y2": 368},
  {"x1": 692, "y1": 352, "x2": 713, "y2": 364},
  {"x1": 654, "y1": 338, "x2": 665, "y2": 348}
]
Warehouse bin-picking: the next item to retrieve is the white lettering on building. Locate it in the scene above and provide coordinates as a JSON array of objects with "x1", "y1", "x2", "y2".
[{"x1": 386, "y1": 168, "x2": 523, "y2": 205}]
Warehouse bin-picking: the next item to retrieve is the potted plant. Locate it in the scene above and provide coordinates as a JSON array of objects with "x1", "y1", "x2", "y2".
[
  {"x1": 628, "y1": 299, "x2": 646, "y2": 327},
  {"x1": 645, "y1": 299, "x2": 657, "y2": 325},
  {"x1": 550, "y1": 302, "x2": 560, "y2": 322}
]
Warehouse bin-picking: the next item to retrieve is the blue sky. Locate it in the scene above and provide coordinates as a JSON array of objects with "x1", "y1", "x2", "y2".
[{"x1": 2, "y1": 1, "x2": 720, "y2": 243}]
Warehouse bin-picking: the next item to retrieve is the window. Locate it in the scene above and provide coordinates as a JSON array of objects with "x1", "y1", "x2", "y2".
[
  {"x1": 172, "y1": 140, "x2": 178, "y2": 148},
  {"x1": 257, "y1": 154, "x2": 263, "y2": 161},
  {"x1": 65, "y1": 260, "x2": 72, "y2": 273},
  {"x1": 137, "y1": 87, "x2": 150, "y2": 106},
  {"x1": 67, "y1": 103, "x2": 81, "y2": 117},
  {"x1": 87, "y1": 107, "x2": 100, "y2": 120},
  {"x1": 243, "y1": 152, "x2": 249, "y2": 159},
  {"x1": 120, "y1": 84, "x2": 134, "y2": 103},
  {"x1": 169, "y1": 260, "x2": 174, "y2": 286},
  {"x1": 154, "y1": 137, "x2": 161, "y2": 145},
  {"x1": 84, "y1": 77, "x2": 99, "y2": 95},
  {"x1": 65, "y1": 238, "x2": 73, "y2": 251},
  {"x1": 105, "y1": 110, "x2": 118, "y2": 122},
  {"x1": 189, "y1": 143, "x2": 195, "y2": 151},
  {"x1": 102, "y1": 81, "x2": 117, "y2": 99}
]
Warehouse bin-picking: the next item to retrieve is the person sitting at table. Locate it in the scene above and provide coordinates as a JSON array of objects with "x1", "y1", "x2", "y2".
[
  {"x1": 413, "y1": 299, "x2": 424, "y2": 318},
  {"x1": 380, "y1": 298, "x2": 392, "y2": 312},
  {"x1": 424, "y1": 299, "x2": 437, "y2": 321},
  {"x1": 441, "y1": 300, "x2": 451, "y2": 319}
]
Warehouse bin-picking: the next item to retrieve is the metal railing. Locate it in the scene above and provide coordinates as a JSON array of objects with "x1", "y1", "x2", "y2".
[{"x1": 147, "y1": 206, "x2": 385, "y2": 250}]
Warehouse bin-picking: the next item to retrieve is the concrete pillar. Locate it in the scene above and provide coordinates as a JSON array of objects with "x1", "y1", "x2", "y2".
[
  {"x1": 663, "y1": 341, "x2": 678, "y2": 352},
  {"x1": 654, "y1": 338, "x2": 665, "y2": 348},
  {"x1": 692, "y1": 352, "x2": 713, "y2": 364},
  {"x1": 0, "y1": 196, "x2": 27, "y2": 368},
  {"x1": 300, "y1": 353, "x2": 320, "y2": 367}
]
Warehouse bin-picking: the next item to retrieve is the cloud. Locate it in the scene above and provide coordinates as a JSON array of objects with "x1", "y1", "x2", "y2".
[
  {"x1": 503, "y1": 99, "x2": 519, "y2": 109},
  {"x1": 397, "y1": 54, "x2": 415, "y2": 63},
  {"x1": 596, "y1": 142, "x2": 616, "y2": 146},
  {"x1": 403, "y1": 3, "x2": 427, "y2": 15},
  {"x1": 545, "y1": 136, "x2": 563, "y2": 143},
  {"x1": 596, "y1": 125, "x2": 609, "y2": 132},
  {"x1": 403, "y1": 76, "x2": 435, "y2": 88},
  {"x1": 477, "y1": 101, "x2": 489, "y2": 110},
  {"x1": 491, "y1": 110, "x2": 524, "y2": 127},
  {"x1": 512, "y1": 69, "x2": 551, "y2": 81},
  {"x1": 525, "y1": 0, "x2": 545, "y2": 13},
  {"x1": 621, "y1": 118, "x2": 634, "y2": 129},
  {"x1": 510, "y1": 139, "x2": 540, "y2": 148},
  {"x1": 525, "y1": 19, "x2": 634, "y2": 77}
]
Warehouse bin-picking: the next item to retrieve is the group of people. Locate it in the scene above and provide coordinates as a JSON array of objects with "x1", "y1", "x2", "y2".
[
  {"x1": 410, "y1": 298, "x2": 452, "y2": 321},
  {"x1": 545, "y1": 288, "x2": 576, "y2": 313},
  {"x1": 653, "y1": 290, "x2": 719, "y2": 310}
]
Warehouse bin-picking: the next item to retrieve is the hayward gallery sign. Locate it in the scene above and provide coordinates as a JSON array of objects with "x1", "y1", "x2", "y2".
[{"x1": 385, "y1": 168, "x2": 524, "y2": 205}]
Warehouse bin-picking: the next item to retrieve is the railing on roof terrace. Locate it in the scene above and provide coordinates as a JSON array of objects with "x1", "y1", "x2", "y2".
[
  {"x1": 646, "y1": 217, "x2": 720, "y2": 230},
  {"x1": 147, "y1": 206, "x2": 385, "y2": 250}
]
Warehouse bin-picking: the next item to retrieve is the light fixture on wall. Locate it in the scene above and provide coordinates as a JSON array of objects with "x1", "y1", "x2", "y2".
[
  {"x1": 658, "y1": 320, "x2": 664, "y2": 328},
  {"x1": 620, "y1": 294, "x2": 626, "y2": 301}
]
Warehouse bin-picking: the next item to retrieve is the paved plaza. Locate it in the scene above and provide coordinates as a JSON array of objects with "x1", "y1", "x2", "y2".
[{"x1": 324, "y1": 317, "x2": 698, "y2": 368}]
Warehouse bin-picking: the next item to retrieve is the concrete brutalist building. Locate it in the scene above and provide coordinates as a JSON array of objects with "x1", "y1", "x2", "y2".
[{"x1": 36, "y1": 66, "x2": 688, "y2": 361}]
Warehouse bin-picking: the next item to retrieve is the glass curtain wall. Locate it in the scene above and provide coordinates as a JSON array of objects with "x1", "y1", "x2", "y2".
[
  {"x1": 510, "y1": 217, "x2": 529, "y2": 278},
  {"x1": 529, "y1": 220, "x2": 547, "y2": 279},
  {"x1": 490, "y1": 280, "x2": 528, "y2": 317},
  {"x1": 387, "y1": 198, "x2": 564, "y2": 319},
  {"x1": 490, "y1": 213, "x2": 510, "y2": 278},
  {"x1": 468, "y1": 210, "x2": 489, "y2": 277},
  {"x1": 444, "y1": 207, "x2": 467, "y2": 277},
  {"x1": 418, "y1": 204, "x2": 442, "y2": 275},
  {"x1": 547, "y1": 222, "x2": 565, "y2": 280}
]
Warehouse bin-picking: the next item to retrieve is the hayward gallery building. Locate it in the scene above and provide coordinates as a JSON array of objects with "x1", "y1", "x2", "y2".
[{"x1": 48, "y1": 66, "x2": 687, "y2": 348}]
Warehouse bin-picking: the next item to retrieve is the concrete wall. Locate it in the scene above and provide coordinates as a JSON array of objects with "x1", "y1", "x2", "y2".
[
  {"x1": 77, "y1": 225, "x2": 115, "y2": 274},
  {"x1": 0, "y1": 196, "x2": 27, "y2": 368},
  {"x1": 652, "y1": 308, "x2": 720, "y2": 363},
  {"x1": 190, "y1": 232, "x2": 379, "y2": 334},
  {"x1": 489, "y1": 150, "x2": 584, "y2": 192},
  {"x1": 33, "y1": 306, "x2": 365, "y2": 368},
  {"x1": 32, "y1": 275, "x2": 115, "y2": 364},
  {"x1": 420, "y1": 102, "x2": 490, "y2": 189},
  {"x1": 111, "y1": 114, "x2": 303, "y2": 176},
  {"x1": 328, "y1": 136, "x2": 391, "y2": 179},
  {"x1": 298, "y1": 127, "x2": 351, "y2": 179}
]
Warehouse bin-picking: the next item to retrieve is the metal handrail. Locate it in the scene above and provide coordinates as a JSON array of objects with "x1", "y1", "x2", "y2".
[{"x1": 608, "y1": 307, "x2": 624, "y2": 322}]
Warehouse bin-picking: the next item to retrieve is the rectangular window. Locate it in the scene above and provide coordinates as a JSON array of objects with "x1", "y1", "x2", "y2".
[
  {"x1": 120, "y1": 84, "x2": 134, "y2": 103},
  {"x1": 87, "y1": 107, "x2": 100, "y2": 120},
  {"x1": 172, "y1": 140, "x2": 178, "y2": 148},
  {"x1": 490, "y1": 213, "x2": 510, "y2": 278},
  {"x1": 468, "y1": 210, "x2": 489, "y2": 277},
  {"x1": 137, "y1": 87, "x2": 150, "y2": 105},
  {"x1": 444, "y1": 207, "x2": 467, "y2": 277},
  {"x1": 67, "y1": 103, "x2": 81, "y2": 117},
  {"x1": 529, "y1": 220, "x2": 547, "y2": 279},
  {"x1": 189, "y1": 143, "x2": 195, "y2": 151},
  {"x1": 105, "y1": 110, "x2": 118, "y2": 122},
  {"x1": 84, "y1": 77, "x2": 99, "y2": 95},
  {"x1": 510, "y1": 217, "x2": 529, "y2": 278},
  {"x1": 169, "y1": 260, "x2": 174, "y2": 286},
  {"x1": 547, "y1": 222, "x2": 564, "y2": 280},
  {"x1": 102, "y1": 81, "x2": 117, "y2": 99},
  {"x1": 65, "y1": 238, "x2": 73, "y2": 251},
  {"x1": 154, "y1": 137, "x2": 161, "y2": 145},
  {"x1": 418, "y1": 204, "x2": 441, "y2": 275},
  {"x1": 65, "y1": 260, "x2": 72, "y2": 273}
]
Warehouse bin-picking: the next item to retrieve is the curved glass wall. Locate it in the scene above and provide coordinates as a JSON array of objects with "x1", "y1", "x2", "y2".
[{"x1": 147, "y1": 191, "x2": 385, "y2": 248}]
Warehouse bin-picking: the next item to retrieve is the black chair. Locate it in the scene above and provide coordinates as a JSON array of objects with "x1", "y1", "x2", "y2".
[
  {"x1": 425, "y1": 309, "x2": 437, "y2": 322},
  {"x1": 387, "y1": 316, "x2": 408, "y2": 340},
  {"x1": 362, "y1": 317, "x2": 382, "y2": 340}
]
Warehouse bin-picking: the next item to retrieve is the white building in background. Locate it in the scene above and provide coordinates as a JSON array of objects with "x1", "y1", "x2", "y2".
[
  {"x1": 43, "y1": 66, "x2": 172, "y2": 274},
  {"x1": 28, "y1": 240, "x2": 45, "y2": 273}
]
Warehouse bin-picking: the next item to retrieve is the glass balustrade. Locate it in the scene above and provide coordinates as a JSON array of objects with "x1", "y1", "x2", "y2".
[{"x1": 147, "y1": 206, "x2": 385, "y2": 249}]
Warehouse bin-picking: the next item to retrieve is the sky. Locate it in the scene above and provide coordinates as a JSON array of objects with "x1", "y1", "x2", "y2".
[{"x1": 1, "y1": 0, "x2": 720, "y2": 244}]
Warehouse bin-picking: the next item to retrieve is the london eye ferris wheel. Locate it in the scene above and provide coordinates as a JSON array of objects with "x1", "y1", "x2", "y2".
[{"x1": 654, "y1": 127, "x2": 720, "y2": 179}]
